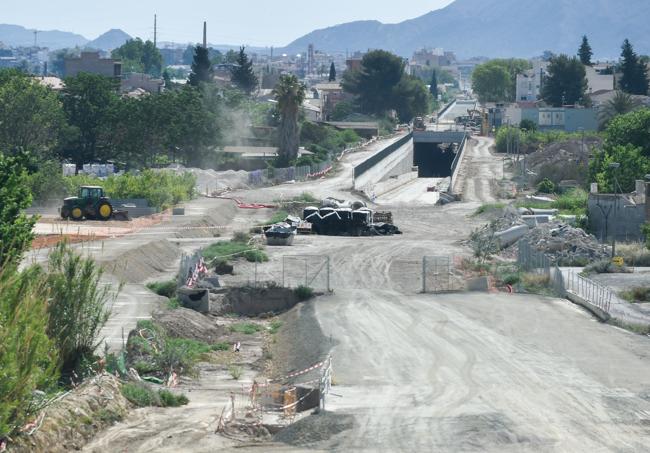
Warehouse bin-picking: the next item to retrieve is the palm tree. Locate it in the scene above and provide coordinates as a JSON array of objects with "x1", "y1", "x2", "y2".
[
  {"x1": 273, "y1": 74, "x2": 306, "y2": 166},
  {"x1": 598, "y1": 90, "x2": 642, "y2": 129}
]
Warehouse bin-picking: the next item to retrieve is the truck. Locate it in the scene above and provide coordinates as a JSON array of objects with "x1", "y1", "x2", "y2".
[{"x1": 413, "y1": 117, "x2": 426, "y2": 131}]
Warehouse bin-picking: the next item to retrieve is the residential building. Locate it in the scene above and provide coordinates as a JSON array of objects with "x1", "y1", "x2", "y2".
[
  {"x1": 585, "y1": 65, "x2": 614, "y2": 94},
  {"x1": 313, "y1": 82, "x2": 351, "y2": 120},
  {"x1": 517, "y1": 106, "x2": 598, "y2": 132},
  {"x1": 120, "y1": 72, "x2": 164, "y2": 94},
  {"x1": 64, "y1": 51, "x2": 121, "y2": 78}
]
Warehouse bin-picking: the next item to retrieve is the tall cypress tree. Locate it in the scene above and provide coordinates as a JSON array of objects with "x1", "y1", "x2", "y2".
[
  {"x1": 328, "y1": 62, "x2": 336, "y2": 82},
  {"x1": 620, "y1": 39, "x2": 649, "y2": 95},
  {"x1": 578, "y1": 35, "x2": 593, "y2": 66},
  {"x1": 429, "y1": 70, "x2": 439, "y2": 98},
  {"x1": 188, "y1": 45, "x2": 213, "y2": 86},
  {"x1": 231, "y1": 46, "x2": 258, "y2": 95}
]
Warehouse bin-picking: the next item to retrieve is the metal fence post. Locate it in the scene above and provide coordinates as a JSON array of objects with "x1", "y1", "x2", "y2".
[
  {"x1": 327, "y1": 256, "x2": 331, "y2": 292},
  {"x1": 304, "y1": 258, "x2": 308, "y2": 287},
  {"x1": 422, "y1": 257, "x2": 427, "y2": 293},
  {"x1": 282, "y1": 257, "x2": 285, "y2": 288}
]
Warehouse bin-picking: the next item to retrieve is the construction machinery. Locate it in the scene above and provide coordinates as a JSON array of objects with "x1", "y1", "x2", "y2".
[
  {"x1": 60, "y1": 186, "x2": 129, "y2": 221},
  {"x1": 413, "y1": 117, "x2": 426, "y2": 131}
]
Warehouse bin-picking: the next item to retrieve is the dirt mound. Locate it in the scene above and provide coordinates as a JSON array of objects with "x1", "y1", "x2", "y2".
[
  {"x1": 525, "y1": 138, "x2": 601, "y2": 186},
  {"x1": 153, "y1": 308, "x2": 224, "y2": 343},
  {"x1": 8, "y1": 374, "x2": 130, "y2": 453},
  {"x1": 101, "y1": 239, "x2": 180, "y2": 283},
  {"x1": 273, "y1": 411, "x2": 355, "y2": 446},
  {"x1": 173, "y1": 199, "x2": 238, "y2": 239},
  {"x1": 269, "y1": 302, "x2": 331, "y2": 384}
]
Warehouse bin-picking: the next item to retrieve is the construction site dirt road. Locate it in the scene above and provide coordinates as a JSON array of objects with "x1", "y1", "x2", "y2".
[{"x1": 57, "y1": 134, "x2": 650, "y2": 452}]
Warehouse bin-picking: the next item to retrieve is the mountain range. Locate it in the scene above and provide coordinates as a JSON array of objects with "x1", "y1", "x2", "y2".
[
  {"x1": 282, "y1": 0, "x2": 650, "y2": 58},
  {"x1": 0, "y1": 24, "x2": 131, "y2": 50}
]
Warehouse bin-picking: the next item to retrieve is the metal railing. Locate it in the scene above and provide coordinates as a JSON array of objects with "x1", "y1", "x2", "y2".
[{"x1": 562, "y1": 269, "x2": 613, "y2": 314}]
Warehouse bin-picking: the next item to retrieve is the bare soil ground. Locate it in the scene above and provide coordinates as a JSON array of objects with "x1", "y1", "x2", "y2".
[{"x1": 25, "y1": 134, "x2": 650, "y2": 452}]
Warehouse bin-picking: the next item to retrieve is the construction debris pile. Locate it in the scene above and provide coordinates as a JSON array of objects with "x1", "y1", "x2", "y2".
[
  {"x1": 481, "y1": 205, "x2": 609, "y2": 265},
  {"x1": 524, "y1": 222, "x2": 610, "y2": 264},
  {"x1": 303, "y1": 197, "x2": 401, "y2": 236}
]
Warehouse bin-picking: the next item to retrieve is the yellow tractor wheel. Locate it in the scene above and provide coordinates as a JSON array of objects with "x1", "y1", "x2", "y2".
[
  {"x1": 71, "y1": 207, "x2": 84, "y2": 221},
  {"x1": 97, "y1": 202, "x2": 113, "y2": 221}
]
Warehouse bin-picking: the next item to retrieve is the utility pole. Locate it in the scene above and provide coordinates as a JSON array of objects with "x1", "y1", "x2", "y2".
[
  {"x1": 33, "y1": 30, "x2": 38, "y2": 47},
  {"x1": 154, "y1": 14, "x2": 157, "y2": 47},
  {"x1": 203, "y1": 21, "x2": 207, "y2": 49}
]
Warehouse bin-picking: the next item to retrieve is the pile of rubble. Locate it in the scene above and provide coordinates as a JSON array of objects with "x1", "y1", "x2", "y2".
[
  {"x1": 524, "y1": 221, "x2": 610, "y2": 265},
  {"x1": 480, "y1": 205, "x2": 609, "y2": 265}
]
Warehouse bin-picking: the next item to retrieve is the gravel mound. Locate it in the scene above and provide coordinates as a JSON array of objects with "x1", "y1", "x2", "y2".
[
  {"x1": 273, "y1": 411, "x2": 355, "y2": 446},
  {"x1": 154, "y1": 308, "x2": 224, "y2": 343},
  {"x1": 102, "y1": 239, "x2": 180, "y2": 283}
]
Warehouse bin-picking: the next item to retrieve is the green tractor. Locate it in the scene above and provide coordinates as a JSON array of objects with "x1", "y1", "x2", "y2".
[{"x1": 60, "y1": 186, "x2": 115, "y2": 221}]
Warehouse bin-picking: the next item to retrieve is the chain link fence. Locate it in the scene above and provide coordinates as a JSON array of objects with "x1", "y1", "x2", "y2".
[{"x1": 282, "y1": 255, "x2": 331, "y2": 292}]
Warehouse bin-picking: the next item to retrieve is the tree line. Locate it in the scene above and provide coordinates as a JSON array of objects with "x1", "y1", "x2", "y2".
[{"x1": 472, "y1": 37, "x2": 649, "y2": 106}]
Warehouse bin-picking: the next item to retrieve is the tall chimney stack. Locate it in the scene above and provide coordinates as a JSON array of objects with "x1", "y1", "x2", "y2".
[{"x1": 203, "y1": 21, "x2": 207, "y2": 48}]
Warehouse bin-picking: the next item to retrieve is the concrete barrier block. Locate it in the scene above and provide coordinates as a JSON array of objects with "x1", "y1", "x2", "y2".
[{"x1": 466, "y1": 276, "x2": 490, "y2": 292}]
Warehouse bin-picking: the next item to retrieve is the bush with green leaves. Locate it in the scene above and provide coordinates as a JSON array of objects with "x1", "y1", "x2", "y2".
[
  {"x1": 294, "y1": 285, "x2": 314, "y2": 301},
  {"x1": 229, "y1": 322, "x2": 263, "y2": 335},
  {"x1": 582, "y1": 259, "x2": 630, "y2": 275},
  {"x1": 29, "y1": 169, "x2": 196, "y2": 209},
  {"x1": 0, "y1": 268, "x2": 58, "y2": 439},
  {"x1": 537, "y1": 178, "x2": 555, "y2": 194},
  {"x1": 44, "y1": 241, "x2": 116, "y2": 377},
  {"x1": 202, "y1": 240, "x2": 268, "y2": 264},
  {"x1": 0, "y1": 153, "x2": 37, "y2": 266},
  {"x1": 121, "y1": 382, "x2": 189, "y2": 408},
  {"x1": 146, "y1": 280, "x2": 177, "y2": 298},
  {"x1": 469, "y1": 226, "x2": 500, "y2": 263}
]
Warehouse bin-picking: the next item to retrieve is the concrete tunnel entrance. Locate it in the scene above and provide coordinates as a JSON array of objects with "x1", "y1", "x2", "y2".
[{"x1": 413, "y1": 142, "x2": 455, "y2": 178}]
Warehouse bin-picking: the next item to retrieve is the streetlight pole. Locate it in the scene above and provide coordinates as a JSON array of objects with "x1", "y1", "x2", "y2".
[{"x1": 609, "y1": 162, "x2": 621, "y2": 258}]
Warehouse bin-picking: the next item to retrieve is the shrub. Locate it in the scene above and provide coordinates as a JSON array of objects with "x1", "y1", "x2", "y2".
[
  {"x1": 537, "y1": 178, "x2": 555, "y2": 194},
  {"x1": 0, "y1": 268, "x2": 58, "y2": 439},
  {"x1": 617, "y1": 242, "x2": 650, "y2": 266},
  {"x1": 44, "y1": 241, "x2": 115, "y2": 377},
  {"x1": 294, "y1": 285, "x2": 314, "y2": 301},
  {"x1": 620, "y1": 287, "x2": 650, "y2": 303},
  {"x1": 0, "y1": 153, "x2": 37, "y2": 266},
  {"x1": 520, "y1": 273, "x2": 551, "y2": 293},
  {"x1": 211, "y1": 342, "x2": 230, "y2": 351},
  {"x1": 121, "y1": 382, "x2": 190, "y2": 408},
  {"x1": 474, "y1": 203, "x2": 505, "y2": 216},
  {"x1": 269, "y1": 320, "x2": 283, "y2": 335},
  {"x1": 229, "y1": 322, "x2": 262, "y2": 335},
  {"x1": 229, "y1": 365, "x2": 243, "y2": 380},
  {"x1": 582, "y1": 259, "x2": 630, "y2": 275},
  {"x1": 202, "y1": 240, "x2": 268, "y2": 264},
  {"x1": 121, "y1": 382, "x2": 161, "y2": 407},
  {"x1": 168, "y1": 297, "x2": 181, "y2": 309},
  {"x1": 146, "y1": 280, "x2": 177, "y2": 298},
  {"x1": 158, "y1": 390, "x2": 189, "y2": 407},
  {"x1": 469, "y1": 227, "x2": 499, "y2": 263}
]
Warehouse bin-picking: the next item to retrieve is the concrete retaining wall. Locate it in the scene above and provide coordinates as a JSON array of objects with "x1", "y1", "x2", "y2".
[
  {"x1": 449, "y1": 135, "x2": 468, "y2": 195},
  {"x1": 363, "y1": 171, "x2": 419, "y2": 198},
  {"x1": 588, "y1": 194, "x2": 645, "y2": 242},
  {"x1": 354, "y1": 137, "x2": 414, "y2": 191},
  {"x1": 566, "y1": 291, "x2": 611, "y2": 322}
]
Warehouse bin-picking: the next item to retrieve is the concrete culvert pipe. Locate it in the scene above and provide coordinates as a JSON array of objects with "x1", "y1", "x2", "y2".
[{"x1": 495, "y1": 225, "x2": 530, "y2": 249}]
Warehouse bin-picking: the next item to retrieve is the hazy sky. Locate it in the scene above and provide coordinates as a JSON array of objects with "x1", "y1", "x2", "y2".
[{"x1": 3, "y1": 0, "x2": 455, "y2": 46}]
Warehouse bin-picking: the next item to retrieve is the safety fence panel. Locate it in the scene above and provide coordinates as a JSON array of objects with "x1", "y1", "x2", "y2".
[
  {"x1": 421, "y1": 256, "x2": 465, "y2": 293},
  {"x1": 282, "y1": 255, "x2": 331, "y2": 292},
  {"x1": 562, "y1": 269, "x2": 613, "y2": 314}
]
